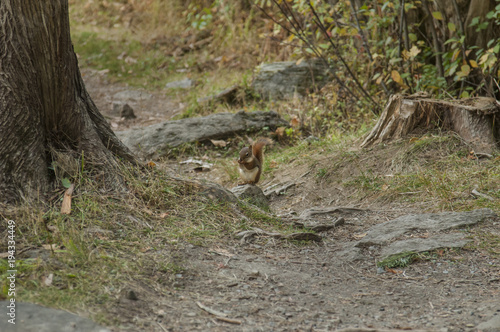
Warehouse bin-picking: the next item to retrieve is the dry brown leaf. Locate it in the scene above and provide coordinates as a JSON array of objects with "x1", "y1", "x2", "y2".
[
  {"x1": 275, "y1": 127, "x2": 286, "y2": 138},
  {"x1": 42, "y1": 244, "x2": 60, "y2": 251},
  {"x1": 210, "y1": 139, "x2": 227, "y2": 148},
  {"x1": 43, "y1": 273, "x2": 53, "y2": 287},
  {"x1": 61, "y1": 183, "x2": 75, "y2": 215}
]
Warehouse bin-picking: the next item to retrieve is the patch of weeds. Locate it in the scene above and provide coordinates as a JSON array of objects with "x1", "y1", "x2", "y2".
[
  {"x1": 1, "y1": 161, "x2": 301, "y2": 323},
  {"x1": 316, "y1": 168, "x2": 328, "y2": 180},
  {"x1": 377, "y1": 252, "x2": 419, "y2": 268},
  {"x1": 158, "y1": 262, "x2": 184, "y2": 275},
  {"x1": 72, "y1": 32, "x2": 175, "y2": 89},
  {"x1": 237, "y1": 202, "x2": 290, "y2": 230},
  {"x1": 347, "y1": 170, "x2": 385, "y2": 192},
  {"x1": 467, "y1": 231, "x2": 500, "y2": 257}
]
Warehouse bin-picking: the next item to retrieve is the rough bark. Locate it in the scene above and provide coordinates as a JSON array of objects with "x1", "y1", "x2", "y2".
[
  {"x1": 0, "y1": 1, "x2": 137, "y2": 203},
  {"x1": 361, "y1": 93, "x2": 500, "y2": 154}
]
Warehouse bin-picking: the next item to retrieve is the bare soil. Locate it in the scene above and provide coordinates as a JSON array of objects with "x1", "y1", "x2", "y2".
[{"x1": 83, "y1": 71, "x2": 500, "y2": 332}]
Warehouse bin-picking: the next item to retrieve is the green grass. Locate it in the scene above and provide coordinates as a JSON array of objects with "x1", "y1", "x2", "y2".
[
  {"x1": 73, "y1": 31, "x2": 176, "y2": 89},
  {"x1": 377, "y1": 252, "x2": 419, "y2": 268},
  {"x1": 0, "y1": 164, "x2": 295, "y2": 319}
]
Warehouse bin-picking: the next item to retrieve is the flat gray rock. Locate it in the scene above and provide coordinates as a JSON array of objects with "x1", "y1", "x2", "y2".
[
  {"x1": 1, "y1": 301, "x2": 110, "y2": 332},
  {"x1": 379, "y1": 233, "x2": 471, "y2": 260},
  {"x1": 476, "y1": 314, "x2": 500, "y2": 331},
  {"x1": 116, "y1": 110, "x2": 288, "y2": 159},
  {"x1": 357, "y1": 208, "x2": 496, "y2": 247},
  {"x1": 231, "y1": 184, "x2": 269, "y2": 210},
  {"x1": 252, "y1": 59, "x2": 330, "y2": 99},
  {"x1": 165, "y1": 78, "x2": 196, "y2": 89}
]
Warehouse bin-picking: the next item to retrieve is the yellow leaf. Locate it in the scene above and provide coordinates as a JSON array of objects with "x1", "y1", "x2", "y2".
[
  {"x1": 479, "y1": 53, "x2": 490, "y2": 65},
  {"x1": 432, "y1": 11, "x2": 443, "y2": 20},
  {"x1": 391, "y1": 70, "x2": 403, "y2": 85},
  {"x1": 407, "y1": 45, "x2": 421, "y2": 58},
  {"x1": 448, "y1": 22, "x2": 456, "y2": 32},
  {"x1": 469, "y1": 60, "x2": 478, "y2": 68},
  {"x1": 460, "y1": 64, "x2": 471, "y2": 76}
]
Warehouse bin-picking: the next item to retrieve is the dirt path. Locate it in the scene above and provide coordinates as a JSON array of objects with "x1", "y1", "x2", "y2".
[{"x1": 83, "y1": 73, "x2": 500, "y2": 332}]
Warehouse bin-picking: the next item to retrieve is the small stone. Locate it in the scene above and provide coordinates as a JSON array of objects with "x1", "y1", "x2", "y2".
[
  {"x1": 121, "y1": 103, "x2": 136, "y2": 119},
  {"x1": 377, "y1": 267, "x2": 386, "y2": 274},
  {"x1": 125, "y1": 290, "x2": 139, "y2": 301}
]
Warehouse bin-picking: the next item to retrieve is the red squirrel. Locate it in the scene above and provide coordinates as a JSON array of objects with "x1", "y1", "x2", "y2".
[{"x1": 237, "y1": 139, "x2": 271, "y2": 185}]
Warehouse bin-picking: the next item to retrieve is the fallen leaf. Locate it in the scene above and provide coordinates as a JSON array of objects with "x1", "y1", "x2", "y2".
[
  {"x1": 275, "y1": 127, "x2": 286, "y2": 138},
  {"x1": 61, "y1": 183, "x2": 75, "y2": 215},
  {"x1": 42, "y1": 244, "x2": 59, "y2": 251},
  {"x1": 43, "y1": 273, "x2": 53, "y2": 287},
  {"x1": 147, "y1": 161, "x2": 156, "y2": 168},
  {"x1": 386, "y1": 268, "x2": 403, "y2": 274},
  {"x1": 353, "y1": 233, "x2": 367, "y2": 239},
  {"x1": 210, "y1": 139, "x2": 227, "y2": 148},
  {"x1": 290, "y1": 116, "x2": 300, "y2": 128}
]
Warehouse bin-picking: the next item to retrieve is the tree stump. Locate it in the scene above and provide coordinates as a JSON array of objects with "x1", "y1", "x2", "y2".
[{"x1": 361, "y1": 93, "x2": 500, "y2": 154}]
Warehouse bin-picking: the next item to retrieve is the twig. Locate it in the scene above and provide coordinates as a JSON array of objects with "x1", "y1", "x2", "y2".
[
  {"x1": 308, "y1": 3, "x2": 380, "y2": 113},
  {"x1": 196, "y1": 301, "x2": 242, "y2": 324},
  {"x1": 422, "y1": 0, "x2": 444, "y2": 77},
  {"x1": 215, "y1": 317, "x2": 242, "y2": 325},
  {"x1": 471, "y1": 189, "x2": 495, "y2": 201},
  {"x1": 451, "y1": 0, "x2": 471, "y2": 97},
  {"x1": 255, "y1": 2, "x2": 360, "y2": 104},
  {"x1": 278, "y1": 0, "x2": 361, "y2": 104},
  {"x1": 196, "y1": 301, "x2": 227, "y2": 317},
  {"x1": 350, "y1": 0, "x2": 390, "y2": 96},
  {"x1": 157, "y1": 322, "x2": 168, "y2": 332},
  {"x1": 398, "y1": 0, "x2": 413, "y2": 92}
]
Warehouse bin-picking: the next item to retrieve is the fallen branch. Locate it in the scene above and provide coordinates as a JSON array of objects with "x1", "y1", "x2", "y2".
[
  {"x1": 299, "y1": 207, "x2": 366, "y2": 219},
  {"x1": 235, "y1": 228, "x2": 322, "y2": 243},
  {"x1": 196, "y1": 301, "x2": 242, "y2": 325}
]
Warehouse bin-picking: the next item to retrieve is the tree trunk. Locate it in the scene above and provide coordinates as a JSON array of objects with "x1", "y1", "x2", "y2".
[
  {"x1": 361, "y1": 93, "x2": 500, "y2": 154},
  {"x1": 0, "y1": 1, "x2": 137, "y2": 203}
]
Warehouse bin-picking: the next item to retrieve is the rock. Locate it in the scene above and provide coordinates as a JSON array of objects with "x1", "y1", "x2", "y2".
[
  {"x1": 113, "y1": 90, "x2": 152, "y2": 102},
  {"x1": 116, "y1": 110, "x2": 288, "y2": 159},
  {"x1": 251, "y1": 59, "x2": 330, "y2": 99},
  {"x1": 231, "y1": 184, "x2": 269, "y2": 210},
  {"x1": 197, "y1": 85, "x2": 239, "y2": 105},
  {"x1": 180, "y1": 158, "x2": 213, "y2": 172},
  {"x1": 476, "y1": 314, "x2": 500, "y2": 331},
  {"x1": 379, "y1": 233, "x2": 471, "y2": 260},
  {"x1": 0, "y1": 301, "x2": 110, "y2": 332},
  {"x1": 120, "y1": 103, "x2": 136, "y2": 119},
  {"x1": 165, "y1": 78, "x2": 196, "y2": 89},
  {"x1": 125, "y1": 289, "x2": 139, "y2": 301},
  {"x1": 356, "y1": 208, "x2": 497, "y2": 247},
  {"x1": 264, "y1": 182, "x2": 295, "y2": 197}
]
